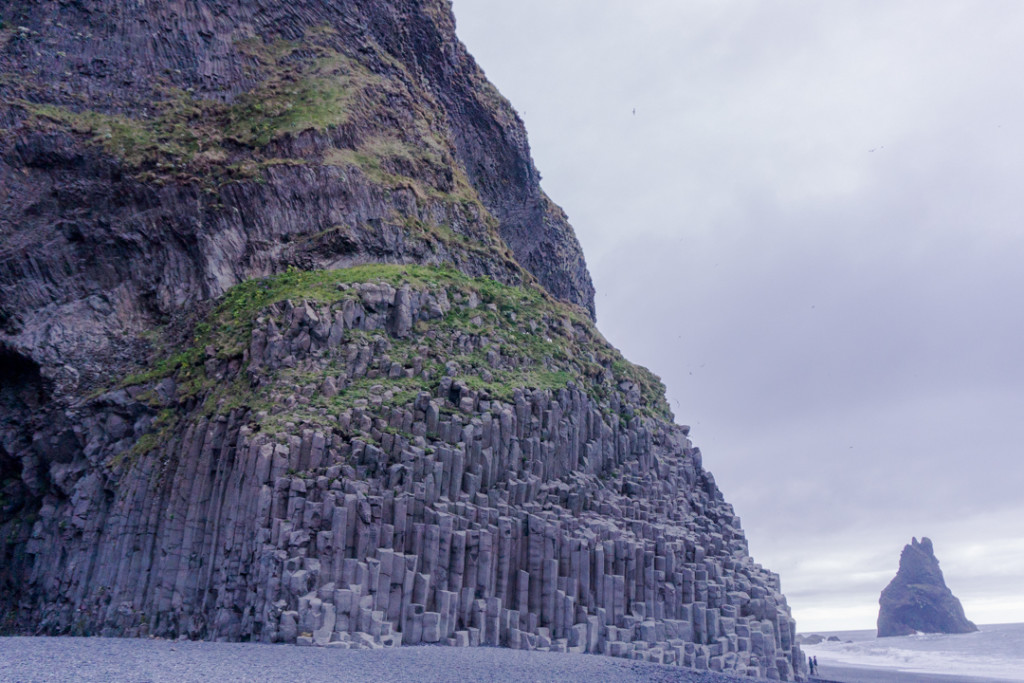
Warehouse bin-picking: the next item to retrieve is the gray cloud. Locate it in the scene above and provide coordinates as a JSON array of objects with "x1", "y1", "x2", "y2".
[{"x1": 453, "y1": 0, "x2": 1024, "y2": 630}]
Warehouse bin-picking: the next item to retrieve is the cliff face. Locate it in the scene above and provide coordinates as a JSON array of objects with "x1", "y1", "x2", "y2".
[
  {"x1": 1, "y1": 2, "x2": 804, "y2": 679},
  {"x1": 0, "y1": 0, "x2": 593, "y2": 396},
  {"x1": 877, "y1": 537, "x2": 977, "y2": 637}
]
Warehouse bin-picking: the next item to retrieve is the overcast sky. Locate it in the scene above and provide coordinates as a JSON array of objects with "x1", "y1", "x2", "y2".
[{"x1": 452, "y1": 1, "x2": 1024, "y2": 631}]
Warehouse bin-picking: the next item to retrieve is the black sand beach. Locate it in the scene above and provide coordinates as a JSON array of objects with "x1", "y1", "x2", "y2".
[
  {"x1": 3, "y1": 637, "x2": 1020, "y2": 683},
  {"x1": 0, "y1": 637, "x2": 762, "y2": 683}
]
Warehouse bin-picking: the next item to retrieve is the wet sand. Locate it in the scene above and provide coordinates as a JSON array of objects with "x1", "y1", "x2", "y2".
[{"x1": 815, "y1": 662, "x2": 1016, "y2": 683}]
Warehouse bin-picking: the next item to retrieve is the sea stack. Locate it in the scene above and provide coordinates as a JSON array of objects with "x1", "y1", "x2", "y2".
[{"x1": 877, "y1": 537, "x2": 978, "y2": 637}]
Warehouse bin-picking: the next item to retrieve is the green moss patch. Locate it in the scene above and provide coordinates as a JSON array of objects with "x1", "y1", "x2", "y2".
[
  {"x1": 12, "y1": 30, "x2": 467, "y2": 197},
  {"x1": 121, "y1": 265, "x2": 672, "y2": 430},
  {"x1": 19, "y1": 39, "x2": 375, "y2": 177}
]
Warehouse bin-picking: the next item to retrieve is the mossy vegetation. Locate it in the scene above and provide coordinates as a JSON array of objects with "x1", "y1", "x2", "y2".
[
  {"x1": 110, "y1": 408, "x2": 181, "y2": 468},
  {"x1": 401, "y1": 215, "x2": 516, "y2": 268},
  {"x1": 228, "y1": 37, "x2": 376, "y2": 147},
  {"x1": 120, "y1": 264, "x2": 672, "y2": 445},
  {"x1": 12, "y1": 27, "x2": 471, "y2": 202},
  {"x1": 20, "y1": 104, "x2": 166, "y2": 166},
  {"x1": 19, "y1": 37, "x2": 376, "y2": 179}
]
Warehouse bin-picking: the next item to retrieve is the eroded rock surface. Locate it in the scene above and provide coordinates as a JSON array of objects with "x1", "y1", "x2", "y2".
[
  {"x1": 877, "y1": 537, "x2": 977, "y2": 637},
  {"x1": 0, "y1": 0, "x2": 593, "y2": 401},
  {"x1": 1, "y1": 1, "x2": 806, "y2": 680},
  {"x1": 2, "y1": 270, "x2": 806, "y2": 679}
]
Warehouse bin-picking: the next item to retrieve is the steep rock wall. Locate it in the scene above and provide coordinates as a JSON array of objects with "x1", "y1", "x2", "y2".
[
  {"x1": 0, "y1": 0, "x2": 593, "y2": 396},
  {"x1": 1, "y1": 1, "x2": 805, "y2": 679},
  {"x1": 3, "y1": 269, "x2": 804, "y2": 679}
]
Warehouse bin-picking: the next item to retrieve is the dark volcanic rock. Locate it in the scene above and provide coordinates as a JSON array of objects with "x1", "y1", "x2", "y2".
[
  {"x1": 0, "y1": 0, "x2": 595, "y2": 399},
  {"x1": 877, "y1": 537, "x2": 978, "y2": 637},
  {"x1": 0, "y1": 1, "x2": 806, "y2": 680}
]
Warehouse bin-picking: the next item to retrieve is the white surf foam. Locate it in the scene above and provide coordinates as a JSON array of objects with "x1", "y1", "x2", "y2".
[{"x1": 801, "y1": 623, "x2": 1024, "y2": 682}]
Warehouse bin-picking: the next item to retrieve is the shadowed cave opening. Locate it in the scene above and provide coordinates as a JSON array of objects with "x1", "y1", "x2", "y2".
[
  {"x1": 1, "y1": 344, "x2": 47, "y2": 519},
  {"x1": 0, "y1": 344, "x2": 46, "y2": 411}
]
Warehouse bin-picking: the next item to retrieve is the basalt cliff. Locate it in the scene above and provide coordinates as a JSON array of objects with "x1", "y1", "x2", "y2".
[{"x1": 0, "y1": 2, "x2": 806, "y2": 679}]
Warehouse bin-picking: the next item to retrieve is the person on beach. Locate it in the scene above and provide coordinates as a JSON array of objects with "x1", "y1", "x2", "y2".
[{"x1": 808, "y1": 655, "x2": 815, "y2": 675}]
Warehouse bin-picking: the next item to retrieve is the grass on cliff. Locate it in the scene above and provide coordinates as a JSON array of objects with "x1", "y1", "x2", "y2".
[
  {"x1": 19, "y1": 39, "x2": 374, "y2": 173},
  {"x1": 13, "y1": 28, "x2": 467, "y2": 201},
  {"x1": 121, "y1": 264, "x2": 671, "y2": 429}
]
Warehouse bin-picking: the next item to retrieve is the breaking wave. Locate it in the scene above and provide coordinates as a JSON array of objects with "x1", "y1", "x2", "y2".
[{"x1": 801, "y1": 623, "x2": 1024, "y2": 681}]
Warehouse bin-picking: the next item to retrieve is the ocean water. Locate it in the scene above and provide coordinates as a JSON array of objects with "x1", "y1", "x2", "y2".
[{"x1": 801, "y1": 623, "x2": 1024, "y2": 681}]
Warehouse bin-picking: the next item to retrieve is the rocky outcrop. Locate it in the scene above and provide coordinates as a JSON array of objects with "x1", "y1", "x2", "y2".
[
  {"x1": 1, "y1": 1, "x2": 805, "y2": 680},
  {"x1": 0, "y1": 0, "x2": 593, "y2": 400},
  {"x1": 877, "y1": 537, "x2": 977, "y2": 637},
  {"x1": 1, "y1": 269, "x2": 805, "y2": 679}
]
